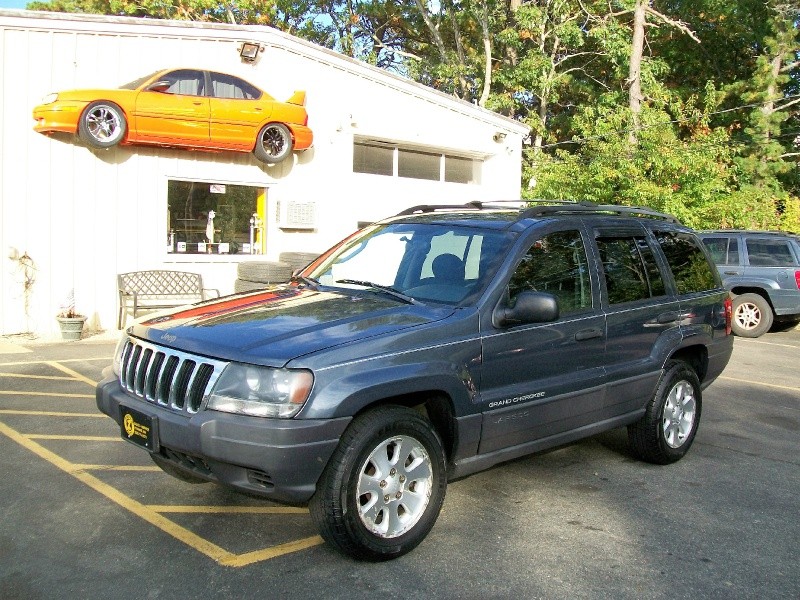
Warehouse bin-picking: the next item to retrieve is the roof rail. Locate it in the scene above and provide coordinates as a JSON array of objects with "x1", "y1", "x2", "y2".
[
  {"x1": 395, "y1": 200, "x2": 681, "y2": 224},
  {"x1": 520, "y1": 201, "x2": 681, "y2": 224}
]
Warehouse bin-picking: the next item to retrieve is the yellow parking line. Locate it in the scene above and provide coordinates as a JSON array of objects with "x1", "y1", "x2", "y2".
[
  {"x1": 719, "y1": 376, "x2": 800, "y2": 392},
  {"x1": 0, "y1": 357, "x2": 110, "y2": 367},
  {"x1": 0, "y1": 410, "x2": 104, "y2": 417},
  {"x1": 219, "y1": 536, "x2": 324, "y2": 568},
  {"x1": 148, "y1": 505, "x2": 309, "y2": 515},
  {"x1": 0, "y1": 420, "x2": 321, "y2": 565},
  {"x1": 46, "y1": 361, "x2": 98, "y2": 387},
  {"x1": 0, "y1": 391, "x2": 94, "y2": 398},
  {"x1": 26, "y1": 434, "x2": 122, "y2": 442},
  {"x1": 0, "y1": 373, "x2": 77, "y2": 381},
  {"x1": 0, "y1": 420, "x2": 233, "y2": 563}
]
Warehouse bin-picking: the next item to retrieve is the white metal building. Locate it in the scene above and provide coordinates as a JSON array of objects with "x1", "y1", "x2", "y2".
[{"x1": 0, "y1": 9, "x2": 529, "y2": 337}]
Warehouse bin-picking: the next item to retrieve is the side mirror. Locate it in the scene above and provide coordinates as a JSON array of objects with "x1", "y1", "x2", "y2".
[
  {"x1": 147, "y1": 81, "x2": 172, "y2": 93},
  {"x1": 494, "y1": 291, "x2": 559, "y2": 327}
]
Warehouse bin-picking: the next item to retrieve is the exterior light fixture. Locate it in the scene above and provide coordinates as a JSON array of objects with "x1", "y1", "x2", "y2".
[
  {"x1": 492, "y1": 131, "x2": 507, "y2": 143},
  {"x1": 239, "y1": 42, "x2": 263, "y2": 63}
]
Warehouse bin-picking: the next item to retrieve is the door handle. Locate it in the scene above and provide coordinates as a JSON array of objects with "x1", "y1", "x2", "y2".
[
  {"x1": 723, "y1": 271, "x2": 741, "y2": 275},
  {"x1": 575, "y1": 327, "x2": 603, "y2": 341}
]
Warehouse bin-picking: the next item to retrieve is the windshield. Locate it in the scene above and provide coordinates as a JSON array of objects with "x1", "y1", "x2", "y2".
[
  {"x1": 307, "y1": 222, "x2": 515, "y2": 305},
  {"x1": 120, "y1": 71, "x2": 163, "y2": 90}
]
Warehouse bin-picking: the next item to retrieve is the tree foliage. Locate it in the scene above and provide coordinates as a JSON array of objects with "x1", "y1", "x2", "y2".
[{"x1": 27, "y1": 0, "x2": 800, "y2": 231}]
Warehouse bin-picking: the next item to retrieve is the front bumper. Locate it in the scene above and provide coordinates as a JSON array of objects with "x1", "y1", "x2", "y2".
[
  {"x1": 96, "y1": 375, "x2": 350, "y2": 504},
  {"x1": 32, "y1": 101, "x2": 84, "y2": 134}
]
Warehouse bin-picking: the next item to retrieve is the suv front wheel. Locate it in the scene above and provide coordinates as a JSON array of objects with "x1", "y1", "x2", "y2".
[
  {"x1": 731, "y1": 292, "x2": 773, "y2": 338},
  {"x1": 628, "y1": 360, "x2": 702, "y2": 465},
  {"x1": 310, "y1": 405, "x2": 447, "y2": 561}
]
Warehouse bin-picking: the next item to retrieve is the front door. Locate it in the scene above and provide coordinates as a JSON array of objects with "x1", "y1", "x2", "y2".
[
  {"x1": 478, "y1": 226, "x2": 607, "y2": 454},
  {"x1": 134, "y1": 69, "x2": 210, "y2": 143}
]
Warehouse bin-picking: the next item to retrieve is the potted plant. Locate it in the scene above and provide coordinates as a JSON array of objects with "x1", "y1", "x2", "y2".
[{"x1": 56, "y1": 290, "x2": 86, "y2": 341}]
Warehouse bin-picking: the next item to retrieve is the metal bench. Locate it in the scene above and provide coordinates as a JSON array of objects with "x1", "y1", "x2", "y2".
[{"x1": 117, "y1": 270, "x2": 220, "y2": 329}]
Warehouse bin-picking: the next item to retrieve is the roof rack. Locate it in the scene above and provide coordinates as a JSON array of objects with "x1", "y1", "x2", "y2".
[
  {"x1": 520, "y1": 201, "x2": 681, "y2": 223},
  {"x1": 395, "y1": 200, "x2": 681, "y2": 224}
]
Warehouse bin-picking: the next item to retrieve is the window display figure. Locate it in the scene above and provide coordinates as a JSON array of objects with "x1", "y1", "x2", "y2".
[{"x1": 206, "y1": 210, "x2": 216, "y2": 252}]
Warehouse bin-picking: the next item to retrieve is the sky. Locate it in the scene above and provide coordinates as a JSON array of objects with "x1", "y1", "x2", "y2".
[{"x1": 0, "y1": 1, "x2": 29, "y2": 8}]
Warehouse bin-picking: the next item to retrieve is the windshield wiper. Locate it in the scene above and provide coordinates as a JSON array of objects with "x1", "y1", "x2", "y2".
[
  {"x1": 290, "y1": 275, "x2": 321, "y2": 289},
  {"x1": 335, "y1": 279, "x2": 420, "y2": 305}
]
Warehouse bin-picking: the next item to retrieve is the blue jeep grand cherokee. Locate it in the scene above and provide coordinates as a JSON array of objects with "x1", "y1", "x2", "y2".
[{"x1": 97, "y1": 202, "x2": 733, "y2": 560}]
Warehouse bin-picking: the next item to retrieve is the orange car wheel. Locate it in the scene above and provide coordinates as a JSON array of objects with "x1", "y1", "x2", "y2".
[
  {"x1": 78, "y1": 101, "x2": 127, "y2": 149},
  {"x1": 254, "y1": 122, "x2": 293, "y2": 164}
]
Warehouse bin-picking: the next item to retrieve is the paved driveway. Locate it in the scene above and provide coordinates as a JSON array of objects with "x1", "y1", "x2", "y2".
[{"x1": 0, "y1": 330, "x2": 798, "y2": 599}]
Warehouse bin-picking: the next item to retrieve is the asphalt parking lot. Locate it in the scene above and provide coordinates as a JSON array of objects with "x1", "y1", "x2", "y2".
[{"x1": 0, "y1": 327, "x2": 798, "y2": 600}]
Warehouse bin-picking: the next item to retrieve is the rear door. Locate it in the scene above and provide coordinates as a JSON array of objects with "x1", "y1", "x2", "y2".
[
  {"x1": 478, "y1": 224, "x2": 607, "y2": 453},
  {"x1": 208, "y1": 71, "x2": 269, "y2": 149},
  {"x1": 593, "y1": 222, "x2": 680, "y2": 417}
]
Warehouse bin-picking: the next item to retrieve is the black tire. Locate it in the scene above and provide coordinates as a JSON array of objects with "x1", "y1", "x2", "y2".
[
  {"x1": 628, "y1": 360, "x2": 702, "y2": 465},
  {"x1": 731, "y1": 293, "x2": 773, "y2": 338},
  {"x1": 279, "y1": 252, "x2": 320, "y2": 273},
  {"x1": 309, "y1": 405, "x2": 447, "y2": 561},
  {"x1": 237, "y1": 261, "x2": 293, "y2": 283},
  {"x1": 253, "y1": 123, "x2": 293, "y2": 164},
  {"x1": 78, "y1": 101, "x2": 127, "y2": 148},
  {"x1": 151, "y1": 453, "x2": 210, "y2": 484},
  {"x1": 233, "y1": 278, "x2": 267, "y2": 293}
]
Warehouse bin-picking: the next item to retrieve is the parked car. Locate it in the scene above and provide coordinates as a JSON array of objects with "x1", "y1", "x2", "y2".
[
  {"x1": 32, "y1": 68, "x2": 313, "y2": 164},
  {"x1": 701, "y1": 230, "x2": 800, "y2": 337},
  {"x1": 97, "y1": 202, "x2": 733, "y2": 560}
]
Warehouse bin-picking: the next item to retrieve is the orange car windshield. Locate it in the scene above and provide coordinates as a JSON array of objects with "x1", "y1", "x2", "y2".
[{"x1": 120, "y1": 71, "x2": 164, "y2": 90}]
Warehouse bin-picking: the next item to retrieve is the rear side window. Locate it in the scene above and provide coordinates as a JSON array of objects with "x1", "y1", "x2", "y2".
[
  {"x1": 702, "y1": 236, "x2": 739, "y2": 265},
  {"x1": 745, "y1": 239, "x2": 797, "y2": 267},
  {"x1": 656, "y1": 231, "x2": 718, "y2": 293},
  {"x1": 596, "y1": 236, "x2": 665, "y2": 304}
]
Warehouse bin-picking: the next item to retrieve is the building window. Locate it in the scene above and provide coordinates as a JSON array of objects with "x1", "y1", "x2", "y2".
[
  {"x1": 353, "y1": 142, "x2": 393, "y2": 176},
  {"x1": 167, "y1": 180, "x2": 265, "y2": 255},
  {"x1": 353, "y1": 140, "x2": 480, "y2": 184}
]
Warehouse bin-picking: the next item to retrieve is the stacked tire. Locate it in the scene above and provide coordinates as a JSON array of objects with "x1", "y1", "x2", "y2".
[
  {"x1": 233, "y1": 252, "x2": 319, "y2": 294},
  {"x1": 234, "y1": 261, "x2": 293, "y2": 293},
  {"x1": 279, "y1": 252, "x2": 320, "y2": 273}
]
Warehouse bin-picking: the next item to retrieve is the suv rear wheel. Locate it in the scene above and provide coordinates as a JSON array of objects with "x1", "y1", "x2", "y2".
[
  {"x1": 628, "y1": 360, "x2": 702, "y2": 465},
  {"x1": 310, "y1": 405, "x2": 447, "y2": 561},
  {"x1": 731, "y1": 292, "x2": 773, "y2": 338}
]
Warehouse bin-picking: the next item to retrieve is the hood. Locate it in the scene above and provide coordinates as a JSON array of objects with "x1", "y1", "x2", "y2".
[{"x1": 130, "y1": 287, "x2": 455, "y2": 366}]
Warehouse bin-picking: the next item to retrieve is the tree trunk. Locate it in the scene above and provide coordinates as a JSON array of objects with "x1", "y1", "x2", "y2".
[
  {"x1": 628, "y1": 0, "x2": 647, "y2": 145},
  {"x1": 478, "y1": 0, "x2": 492, "y2": 107}
]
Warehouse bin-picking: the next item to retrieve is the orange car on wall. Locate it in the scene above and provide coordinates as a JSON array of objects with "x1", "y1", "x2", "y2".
[{"x1": 32, "y1": 68, "x2": 313, "y2": 164}]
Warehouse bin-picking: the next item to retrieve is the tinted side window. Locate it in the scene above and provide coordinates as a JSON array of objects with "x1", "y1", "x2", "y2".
[
  {"x1": 745, "y1": 239, "x2": 797, "y2": 267},
  {"x1": 210, "y1": 72, "x2": 261, "y2": 100},
  {"x1": 508, "y1": 230, "x2": 592, "y2": 314},
  {"x1": 702, "y1": 236, "x2": 739, "y2": 265},
  {"x1": 596, "y1": 236, "x2": 665, "y2": 304},
  {"x1": 656, "y1": 231, "x2": 717, "y2": 293},
  {"x1": 158, "y1": 69, "x2": 205, "y2": 96}
]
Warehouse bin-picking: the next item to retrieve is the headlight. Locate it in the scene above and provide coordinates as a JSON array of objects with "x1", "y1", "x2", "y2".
[
  {"x1": 207, "y1": 364, "x2": 313, "y2": 418},
  {"x1": 41, "y1": 93, "x2": 58, "y2": 104}
]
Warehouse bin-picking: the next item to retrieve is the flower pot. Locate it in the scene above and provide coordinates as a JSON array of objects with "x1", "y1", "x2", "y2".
[{"x1": 56, "y1": 316, "x2": 86, "y2": 341}]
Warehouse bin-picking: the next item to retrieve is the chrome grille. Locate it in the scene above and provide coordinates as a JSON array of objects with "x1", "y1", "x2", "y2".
[{"x1": 119, "y1": 337, "x2": 228, "y2": 414}]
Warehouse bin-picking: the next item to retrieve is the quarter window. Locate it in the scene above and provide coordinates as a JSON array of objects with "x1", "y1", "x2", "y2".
[
  {"x1": 508, "y1": 230, "x2": 592, "y2": 314},
  {"x1": 655, "y1": 231, "x2": 718, "y2": 293},
  {"x1": 596, "y1": 236, "x2": 666, "y2": 304},
  {"x1": 745, "y1": 239, "x2": 797, "y2": 267}
]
